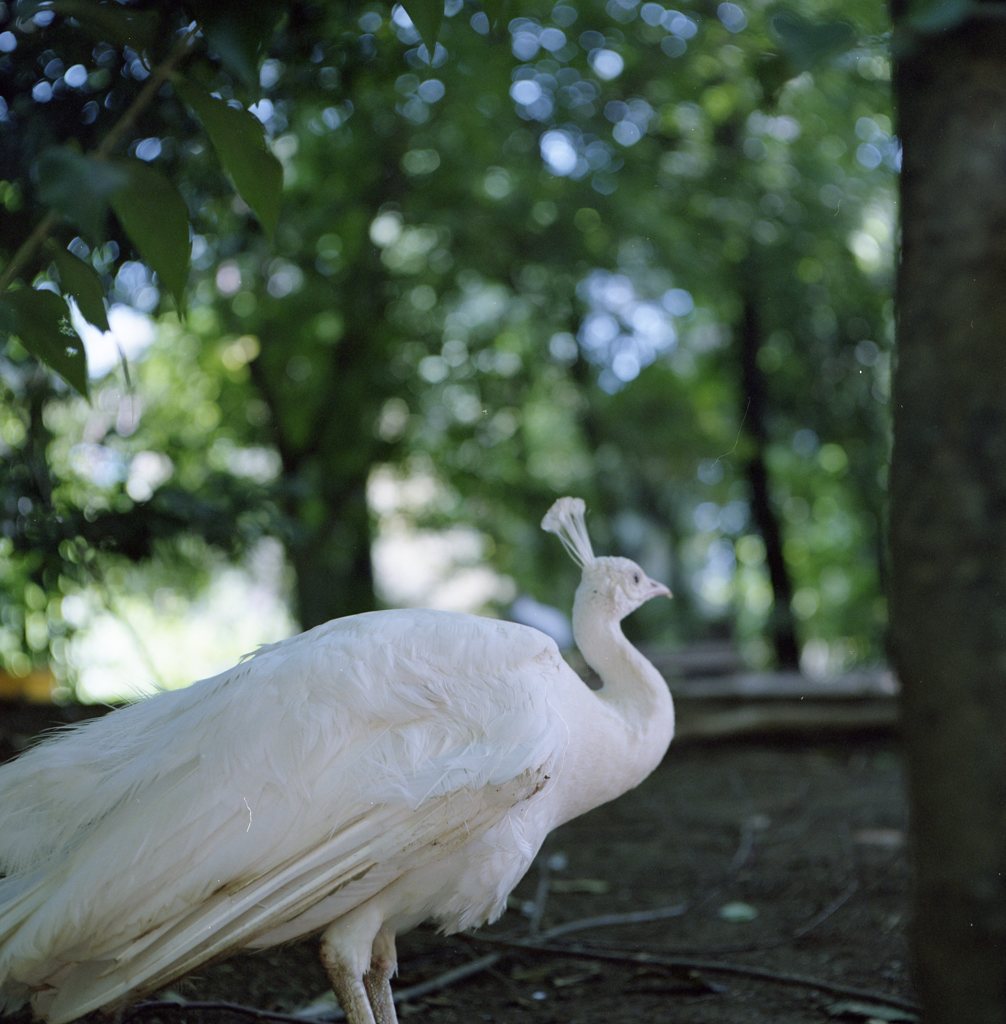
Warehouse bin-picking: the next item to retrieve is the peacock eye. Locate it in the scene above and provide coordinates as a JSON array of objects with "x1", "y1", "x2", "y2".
[{"x1": 632, "y1": 572, "x2": 640, "y2": 584}]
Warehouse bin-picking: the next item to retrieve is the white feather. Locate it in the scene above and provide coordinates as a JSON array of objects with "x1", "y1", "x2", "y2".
[
  {"x1": 0, "y1": 612, "x2": 565, "y2": 1014},
  {"x1": 0, "y1": 497, "x2": 675, "y2": 1024},
  {"x1": 541, "y1": 496, "x2": 595, "y2": 568}
]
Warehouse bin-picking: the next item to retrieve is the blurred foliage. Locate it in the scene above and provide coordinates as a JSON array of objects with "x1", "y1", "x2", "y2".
[
  {"x1": 0, "y1": 0, "x2": 894, "y2": 690},
  {"x1": 0, "y1": 0, "x2": 283, "y2": 392}
]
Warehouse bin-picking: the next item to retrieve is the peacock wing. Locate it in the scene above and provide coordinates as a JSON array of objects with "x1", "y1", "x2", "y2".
[
  {"x1": 1, "y1": 610, "x2": 570, "y2": 1022},
  {"x1": 38, "y1": 765, "x2": 550, "y2": 1024}
]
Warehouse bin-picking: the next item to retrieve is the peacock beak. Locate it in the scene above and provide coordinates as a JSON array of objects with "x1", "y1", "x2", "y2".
[{"x1": 647, "y1": 578, "x2": 672, "y2": 600}]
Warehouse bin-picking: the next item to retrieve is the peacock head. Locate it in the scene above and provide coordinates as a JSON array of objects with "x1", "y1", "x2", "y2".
[{"x1": 541, "y1": 496, "x2": 671, "y2": 620}]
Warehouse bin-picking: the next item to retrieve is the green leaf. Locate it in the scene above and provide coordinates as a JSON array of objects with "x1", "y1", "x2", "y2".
[
  {"x1": 717, "y1": 901, "x2": 759, "y2": 922},
  {"x1": 771, "y1": 10, "x2": 856, "y2": 72},
  {"x1": 185, "y1": 1, "x2": 285, "y2": 88},
  {"x1": 35, "y1": 147, "x2": 128, "y2": 243},
  {"x1": 1, "y1": 288, "x2": 89, "y2": 397},
  {"x1": 17, "y1": 0, "x2": 159, "y2": 48},
  {"x1": 176, "y1": 84, "x2": 282, "y2": 237},
  {"x1": 109, "y1": 161, "x2": 190, "y2": 309},
  {"x1": 401, "y1": 0, "x2": 444, "y2": 52},
  {"x1": 51, "y1": 247, "x2": 110, "y2": 331}
]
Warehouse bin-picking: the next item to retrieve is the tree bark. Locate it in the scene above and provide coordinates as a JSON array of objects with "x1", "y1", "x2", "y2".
[
  {"x1": 288, "y1": 470, "x2": 375, "y2": 628},
  {"x1": 246, "y1": 342, "x2": 380, "y2": 630},
  {"x1": 738, "y1": 293, "x2": 801, "y2": 670},
  {"x1": 890, "y1": 14, "x2": 1006, "y2": 1022}
]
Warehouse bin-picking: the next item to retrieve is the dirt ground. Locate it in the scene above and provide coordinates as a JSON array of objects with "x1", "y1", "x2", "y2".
[{"x1": 0, "y1": 701, "x2": 914, "y2": 1024}]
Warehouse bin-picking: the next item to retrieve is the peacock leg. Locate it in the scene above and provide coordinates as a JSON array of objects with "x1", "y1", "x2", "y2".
[
  {"x1": 319, "y1": 934, "x2": 376, "y2": 1024},
  {"x1": 363, "y1": 926, "x2": 398, "y2": 1024}
]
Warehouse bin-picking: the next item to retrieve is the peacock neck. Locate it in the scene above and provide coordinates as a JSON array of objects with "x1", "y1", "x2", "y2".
[
  {"x1": 542, "y1": 586, "x2": 675, "y2": 828},
  {"x1": 571, "y1": 589, "x2": 675, "y2": 743}
]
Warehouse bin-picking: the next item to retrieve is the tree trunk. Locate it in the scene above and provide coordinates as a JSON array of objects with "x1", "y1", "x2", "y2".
[
  {"x1": 890, "y1": 14, "x2": 1006, "y2": 1022},
  {"x1": 738, "y1": 293, "x2": 801, "y2": 670},
  {"x1": 247, "y1": 344, "x2": 380, "y2": 630},
  {"x1": 288, "y1": 470, "x2": 374, "y2": 628}
]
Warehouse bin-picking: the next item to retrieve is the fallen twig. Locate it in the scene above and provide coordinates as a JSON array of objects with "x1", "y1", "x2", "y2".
[
  {"x1": 391, "y1": 953, "x2": 507, "y2": 1012},
  {"x1": 126, "y1": 997, "x2": 316, "y2": 1024},
  {"x1": 127, "y1": 893, "x2": 914, "y2": 1024},
  {"x1": 661, "y1": 878, "x2": 863, "y2": 958},
  {"x1": 465, "y1": 935, "x2": 920, "y2": 1017},
  {"x1": 289, "y1": 952, "x2": 511, "y2": 1021},
  {"x1": 124, "y1": 872, "x2": 900, "y2": 1023},
  {"x1": 129, "y1": 902, "x2": 694, "y2": 1022},
  {"x1": 792, "y1": 879, "x2": 860, "y2": 941},
  {"x1": 524, "y1": 850, "x2": 557, "y2": 936},
  {"x1": 534, "y1": 899, "x2": 691, "y2": 942}
]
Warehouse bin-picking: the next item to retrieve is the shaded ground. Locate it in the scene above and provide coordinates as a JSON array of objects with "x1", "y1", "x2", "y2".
[{"x1": 0, "y1": 702, "x2": 913, "y2": 1024}]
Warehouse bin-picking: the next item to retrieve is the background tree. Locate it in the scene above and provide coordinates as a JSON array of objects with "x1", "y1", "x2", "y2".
[
  {"x1": 890, "y1": 3, "x2": 1006, "y2": 1020},
  {"x1": 1, "y1": 0, "x2": 894, "y2": 689}
]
